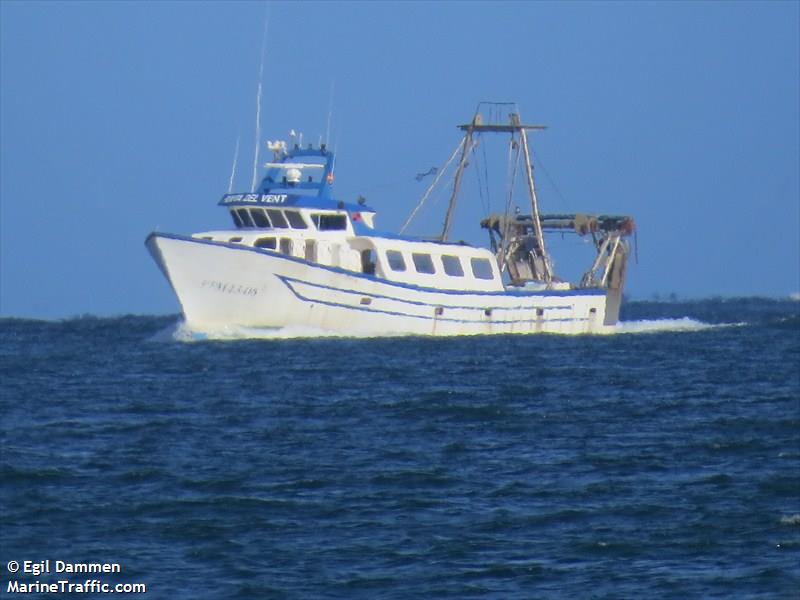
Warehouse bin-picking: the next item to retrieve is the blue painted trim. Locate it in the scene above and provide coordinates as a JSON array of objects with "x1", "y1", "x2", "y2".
[
  {"x1": 147, "y1": 233, "x2": 607, "y2": 299},
  {"x1": 278, "y1": 276, "x2": 589, "y2": 326},
  {"x1": 277, "y1": 275, "x2": 574, "y2": 312}
]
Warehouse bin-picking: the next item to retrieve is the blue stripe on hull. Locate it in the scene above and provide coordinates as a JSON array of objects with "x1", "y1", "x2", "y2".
[
  {"x1": 278, "y1": 276, "x2": 591, "y2": 326},
  {"x1": 146, "y1": 233, "x2": 606, "y2": 300},
  {"x1": 277, "y1": 275, "x2": 575, "y2": 312}
]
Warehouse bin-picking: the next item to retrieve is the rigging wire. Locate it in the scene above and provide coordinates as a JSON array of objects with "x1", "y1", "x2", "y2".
[
  {"x1": 406, "y1": 159, "x2": 463, "y2": 236},
  {"x1": 480, "y1": 136, "x2": 492, "y2": 214},
  {"x1": 533, "y1": 152, "x2": 571, "y2": 213},
  {"x1": 501, "y1": 133, "x2": 521, "y2": 256},
  {"x1": 400, "y1": 138, "x2": 466, "y2": 234},
  {"x1": 427, "y1": 165, "x2": 462, "y2": 209},
  {"x1": 503, "y1": 133, "x2": 519, "y2": 217},
  {"x1": 472, "y1": 137, "x2": 490, "y2": 217}
]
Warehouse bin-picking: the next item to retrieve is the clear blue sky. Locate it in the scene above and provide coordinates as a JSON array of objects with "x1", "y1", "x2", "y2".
[{"x1": 1, "y1": 1, "x2": 798, "y2": 318}]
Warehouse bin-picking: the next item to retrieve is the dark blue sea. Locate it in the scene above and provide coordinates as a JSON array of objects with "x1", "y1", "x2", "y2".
[{"x1": 2, "y1": 298, "x2": 799, "y2": 598}]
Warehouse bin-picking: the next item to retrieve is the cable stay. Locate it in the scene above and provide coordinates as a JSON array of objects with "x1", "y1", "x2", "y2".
[
  {"x1": 400, "y1": 137, "x2": 466, "y2": 234},
  {"x1": 404, "y1": 101, "x2": 635, "y2": 291}
]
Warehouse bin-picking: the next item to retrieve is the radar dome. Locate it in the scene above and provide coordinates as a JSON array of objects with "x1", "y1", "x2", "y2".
[{"x1": 286, "y1": 168, "x2": 302, "y2": 184}]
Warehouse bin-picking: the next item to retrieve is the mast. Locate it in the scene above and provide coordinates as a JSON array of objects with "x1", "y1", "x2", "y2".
[
  {"x1": 439, "y1": 106, "x2": 550, "y2": 280},
  {"x1": 515, "y1": 113, "x2": 552, "y2": 281},
  {"x1": 440, "y1": 118, "x2": 476, "y2": 241}
]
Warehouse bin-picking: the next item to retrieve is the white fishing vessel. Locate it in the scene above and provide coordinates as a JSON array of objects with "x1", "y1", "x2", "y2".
[{"x1": 146, "y1": 104, "x2": 635, "y2": 336}]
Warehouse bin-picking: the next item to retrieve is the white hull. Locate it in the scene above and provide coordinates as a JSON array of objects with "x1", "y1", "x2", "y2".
[{"x1": 147, "y1": 234, "x2": 620, "y2": 336}]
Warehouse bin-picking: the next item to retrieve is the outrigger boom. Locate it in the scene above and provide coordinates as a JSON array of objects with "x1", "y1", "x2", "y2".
[{"x1": 438, "y1": 103, "x2": 634, "y2": 298}]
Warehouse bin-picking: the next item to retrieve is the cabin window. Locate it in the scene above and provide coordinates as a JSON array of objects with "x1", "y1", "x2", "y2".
[
  {"x1": 471, "y1": 257, "x2": 494, "y2": 280},
  {"x1": 229, "y1": 236, "x2": 243, "y2": 243},
  {"x1": 441, "y1": 255, "x2": 464, "y2": 277},
  {"x1": 361, "y1": 249, "x2": 377, "y2": 275},
  {"x1": 312, "y1": 213, "x2": 348, "y2": 231},
  {"x1": 250, "y1": 208, "x2": 271, "y2": 228},
  {"x1": 236, "y1": 209, "x2": 255, "y2": 228},
  {"x1": 285, "y1": 210, "x2": 308, "y2": 229},
  {"x1": 231, "y1": 210, "x2": 244, "y2": 228},
  {"x1": 412, "y1": 253, "x2": 435, "y2": 274},
  {"x1": 304, "y1": 240, "x2": 317, "y2": 261},
  {"x1": 386, "y1": 250, "x2": 406, "y2": 272},
  {"x1": 255, "y1": 237, "x2": 276, "y2": 249},
  {"x1": 267, "y1": 209, "x2": 289, "y2": 228},
  {"x1": 279, "y1": 238, "x2": 293, "y2": 255}
]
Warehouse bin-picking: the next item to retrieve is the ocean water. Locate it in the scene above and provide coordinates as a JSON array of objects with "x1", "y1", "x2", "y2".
[{"x1": 1, "y1": 298, "x2": 798, "y2": 598}]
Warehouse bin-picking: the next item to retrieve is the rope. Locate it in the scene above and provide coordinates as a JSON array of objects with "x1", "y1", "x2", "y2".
[
  {"x1": 400, "y1": 138, "x2": 466, "y2": 234},
  {"x1": 501, "y1": 135, "x2": 521, "y2": 254},
  {"x1": 533, "y1": 152, "x2": 570, "y2": 213},
  {"x1": 472, "y1": 137, "x2": 489, "y2": 216},
  {"x1": 481, "y1": 137, "x2": 492, "y2": 214}
]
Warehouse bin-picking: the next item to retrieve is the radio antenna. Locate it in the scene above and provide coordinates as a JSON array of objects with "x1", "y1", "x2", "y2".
[
  {"x1": 250, "y1": 3, "x2": 270, "y2": 192},
  {"x1": 228, "y1": 132, "x2": 240, "y2": 194},
  {"x1": 325, "y1": 80, "x2": 335, "y2": 146}
]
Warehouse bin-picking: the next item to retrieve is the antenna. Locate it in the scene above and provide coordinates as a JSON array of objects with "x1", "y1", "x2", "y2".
[
  {"x1": 250, "y1": 3, "x2": 270, "y2": 192},
  {"x1": 228, "y1": 133, "x2": 240, "y2": 194},
  {"x1": 331, "y1": 134, "x2": 339, "y2": 181},
  {"x1": 325, "y1": 80, "x2": 335, "y2": 146}
]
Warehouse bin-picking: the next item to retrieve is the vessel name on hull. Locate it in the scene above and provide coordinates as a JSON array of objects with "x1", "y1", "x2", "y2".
[
  {"x1": 221, "y1": 193, "x2": 289, "y2": 205},
  {"x1": 201, "y1": 279, "x2": 259, "y2": 296}
]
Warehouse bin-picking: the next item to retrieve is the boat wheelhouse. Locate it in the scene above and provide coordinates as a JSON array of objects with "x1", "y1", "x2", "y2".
[{"x1": 147, "y1": 105, "x2": 635, "y2": 336}]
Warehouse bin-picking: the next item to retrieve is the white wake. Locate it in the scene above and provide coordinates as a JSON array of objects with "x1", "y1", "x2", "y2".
[
  {"x1": 613, "y1": 317, "x2": 729, "y2": 334},
  {"x1": 154, "y1": 320, "x2": 382, "y2": 342},
  {"x1": 149, "y1": 316, "x2": 735, "y2": 342}
]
